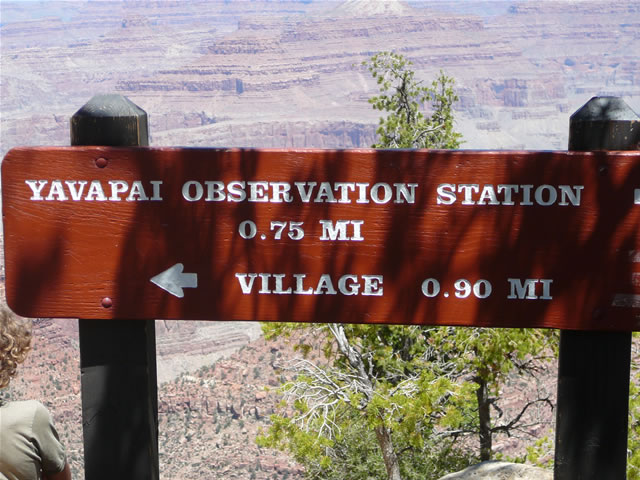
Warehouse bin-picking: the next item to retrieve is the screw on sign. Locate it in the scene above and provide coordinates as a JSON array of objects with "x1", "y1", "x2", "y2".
[{"x1": 2, "y1": 147, "x2": 640, "y2": 331}]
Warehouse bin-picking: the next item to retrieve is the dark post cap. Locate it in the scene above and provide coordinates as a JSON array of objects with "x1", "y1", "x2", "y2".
[
  {"x1": 71, "y1": 94, "x2": 149, "y2": 147},
  {"x1": 72, "y1": 94, "x2": 146, "y2": 119},
  {"x1": 569, "y1": 96, "x2": 640, "y2": 151},
  {"x1": 571, "y1": 96, "x2": 639, "y2": 122}
]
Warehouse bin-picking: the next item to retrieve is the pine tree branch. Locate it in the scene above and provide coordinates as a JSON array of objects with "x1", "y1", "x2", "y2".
[{"x1": 490, "y1": 397, "x2": 554, "y2": 436}]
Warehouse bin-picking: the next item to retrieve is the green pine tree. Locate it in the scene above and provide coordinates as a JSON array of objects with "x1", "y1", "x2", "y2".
[{"x1": 364, "y1": 51, "x2": 462, "y2": 149}]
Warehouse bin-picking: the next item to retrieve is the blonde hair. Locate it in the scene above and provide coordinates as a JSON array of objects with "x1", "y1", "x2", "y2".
[{"x1": 0, "y1": 305, "x2": 32, "y2": 389}]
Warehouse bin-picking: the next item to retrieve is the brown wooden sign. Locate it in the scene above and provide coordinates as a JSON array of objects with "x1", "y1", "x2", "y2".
[{"x1": 2, "y1": 147, "x2": 640, "y2": 330}]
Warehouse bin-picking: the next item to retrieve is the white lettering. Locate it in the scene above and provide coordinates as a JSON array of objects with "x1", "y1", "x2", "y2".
[
  {"x1": 477, "y1": 185, "x2": 500, "y2": 205},
  {"x1": 315, "y1": 274, "x2": 338, "y2": 295},
  {"x1": 436, "y1": 183, "x2": 456, "y2": 205},
  {"x1": 539, "y1": 279, "x2": 553, "y2": 300},
  {"x1": 320, "y1": 220, "x2": 348, "y2": 241},
  {"x1": 458, "y1": 184, "x2": 479, "y2": 205},
  {"x1": 85, "y1": 180, "x2": 107, "y2": 201},
  {"x1": 438, "y1": 183, "x2": 582, "y2": 206},
  {"x1": 507, "y1": 278, "x2": 553, "y2": 300},
  {"x1": 150, "y1": 181, "x2": 163, "y2": 201},
  {"x1": 558, "y1": 185, "x2": 583, "y2": 206},
  {"x1": 338, "y1": 275, "x2": 360, "y2": 295},
  {"x1": 315, "y1": 182, "x2": 337, "y2": 203},
  {"x1": 248, "y1": 181, "x2": 269, "y2": 202},
  {"x1": 497, "y1": 184, "x2": 519, "y2": 205},
  {"x1": 273, "y1": 274, "x2": 293, "y2": 294},
  {"x1": 362, "y1": 275, "x2": 383, "y2": 296},
  {"x1": 356, "y1": 183, "x2": 369, "y2": 204},
  {"x1": 394, "y1": 183, "x2": 418, "y2": 204},
  {"x1": 270, "y1": 182, "x2": 292, "y2": 203},
  {"x1": 170, "y1": 181, "x2": 418, "y2": 204},
  {"x1": 534, "y1": 185, "x2": 557, "y2": 206},
  {"x1": 205, "y1": 181, "x2": 226, "y2": 201},
  {"x1": 45, "y1": 181, "x2": 68, "y2": 201},
  {"x1": 334, "y1": 182, "x2": 356, "y2": 203},
  {"x1": 235, "y1": 273, "x2": 384, "y2": 296},
  {"x1": 294, "y1": 274, "x2": 314, "y2": 294},
  {"x1": 371, "y1": 182, "x2": 392, "y2": 204},
  {"x1": 507, "y1": 278, "x2": 538, "y2": 299},
  {"x1": 235, "y1": 273, "x2": 258, "y2": 294},
  {"x1": 295, "y1": 182, "x2": 316, "y2": 202},
  {"x1": 258, "y1": 273, "x2": 271, "y2": 293},
  {"x1": 319, "y1": 220, "x2": 364, "y2": 241},
  {"x1": 350, "y1": 220, "x2": 364, "y2": 241},
  {"x1": 228, "y1": 181, "x2": 247, "y2": 202},
  {"x1": 27, "y1": 179, "x2": 164, "y2": 202},
  {"x1": 183, "y1": 181, "x2": 203, "y2": 201},
  {"x1": 520, "y1": 185, "x2": 534, "y2": 206},
  {"x1": 25, "y1": 180, "x2": 48, "y2": 200},
  {"x1": 126, "y1": 181, "x2": 149, "y2": 201},
  {"x1": 66, "y1": 181, "x2": 88, "y2": 201},
  {"x1": 108, "y1": 181, "x2": 129, "y2": 201}
]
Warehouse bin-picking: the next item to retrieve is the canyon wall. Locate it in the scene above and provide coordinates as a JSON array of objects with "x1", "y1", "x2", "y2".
[{"x1": 2, "y1": 0, "x2": 639, "y2": 158}]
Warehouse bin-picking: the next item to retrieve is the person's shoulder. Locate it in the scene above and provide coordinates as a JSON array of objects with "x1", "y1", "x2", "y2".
[
  {"x1": 1, "y1": 399, "x2": 50, "y2": 417},
  {"x1": 2, "y1": 399, "x2": 45, "y2": 409}
]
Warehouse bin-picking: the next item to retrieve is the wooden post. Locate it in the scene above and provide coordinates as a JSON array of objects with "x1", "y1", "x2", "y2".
[
  {"x1": 554, "y1": 97, "x2": 640, "y2": 480},
  {"x1": 71, "y1": 95, "x2": 159, "y2": 480}
]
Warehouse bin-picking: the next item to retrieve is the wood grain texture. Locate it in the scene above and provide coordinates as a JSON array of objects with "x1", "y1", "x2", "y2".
[{"x1": 2, "y1": 146, "x2": 640, "y2": 330}]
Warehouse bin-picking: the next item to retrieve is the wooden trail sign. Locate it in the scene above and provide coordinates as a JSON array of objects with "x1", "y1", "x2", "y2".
[{"x1": 2, "y1": 146, "x2": 640, "y2": 330}]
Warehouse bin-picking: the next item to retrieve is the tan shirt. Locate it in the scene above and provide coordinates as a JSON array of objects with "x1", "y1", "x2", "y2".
[{"x1": 0, "y1": 400, "x2": 66, "y2": 480}]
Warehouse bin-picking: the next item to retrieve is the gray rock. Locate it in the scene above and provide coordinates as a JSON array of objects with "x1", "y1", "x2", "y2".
[{"x1": 438, "y1": 461, "x2": 553, "y2": 480}]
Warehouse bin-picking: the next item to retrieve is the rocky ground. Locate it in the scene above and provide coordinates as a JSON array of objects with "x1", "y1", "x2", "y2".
[
  {"x1": 2, "y1": 317, "x2": 303, "y2": 479},
  {"x1": 438, "y1": 461, "x2": 553, "y2": 480}
]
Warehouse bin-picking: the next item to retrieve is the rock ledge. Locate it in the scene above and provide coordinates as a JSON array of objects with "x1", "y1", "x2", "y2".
[{"x1": 438, "y1": 461, "x2": 553, "y2": 480}]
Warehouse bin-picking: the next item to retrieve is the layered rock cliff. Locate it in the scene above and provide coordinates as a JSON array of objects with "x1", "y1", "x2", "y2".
[{"x1": 2, "y1": 0, "x2": 639, "y2": 156}]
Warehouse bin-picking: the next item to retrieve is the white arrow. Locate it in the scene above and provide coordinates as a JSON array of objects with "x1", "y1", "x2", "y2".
[{"x1": 150, "y1": 263, "x2": 198, "y2": 298}]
